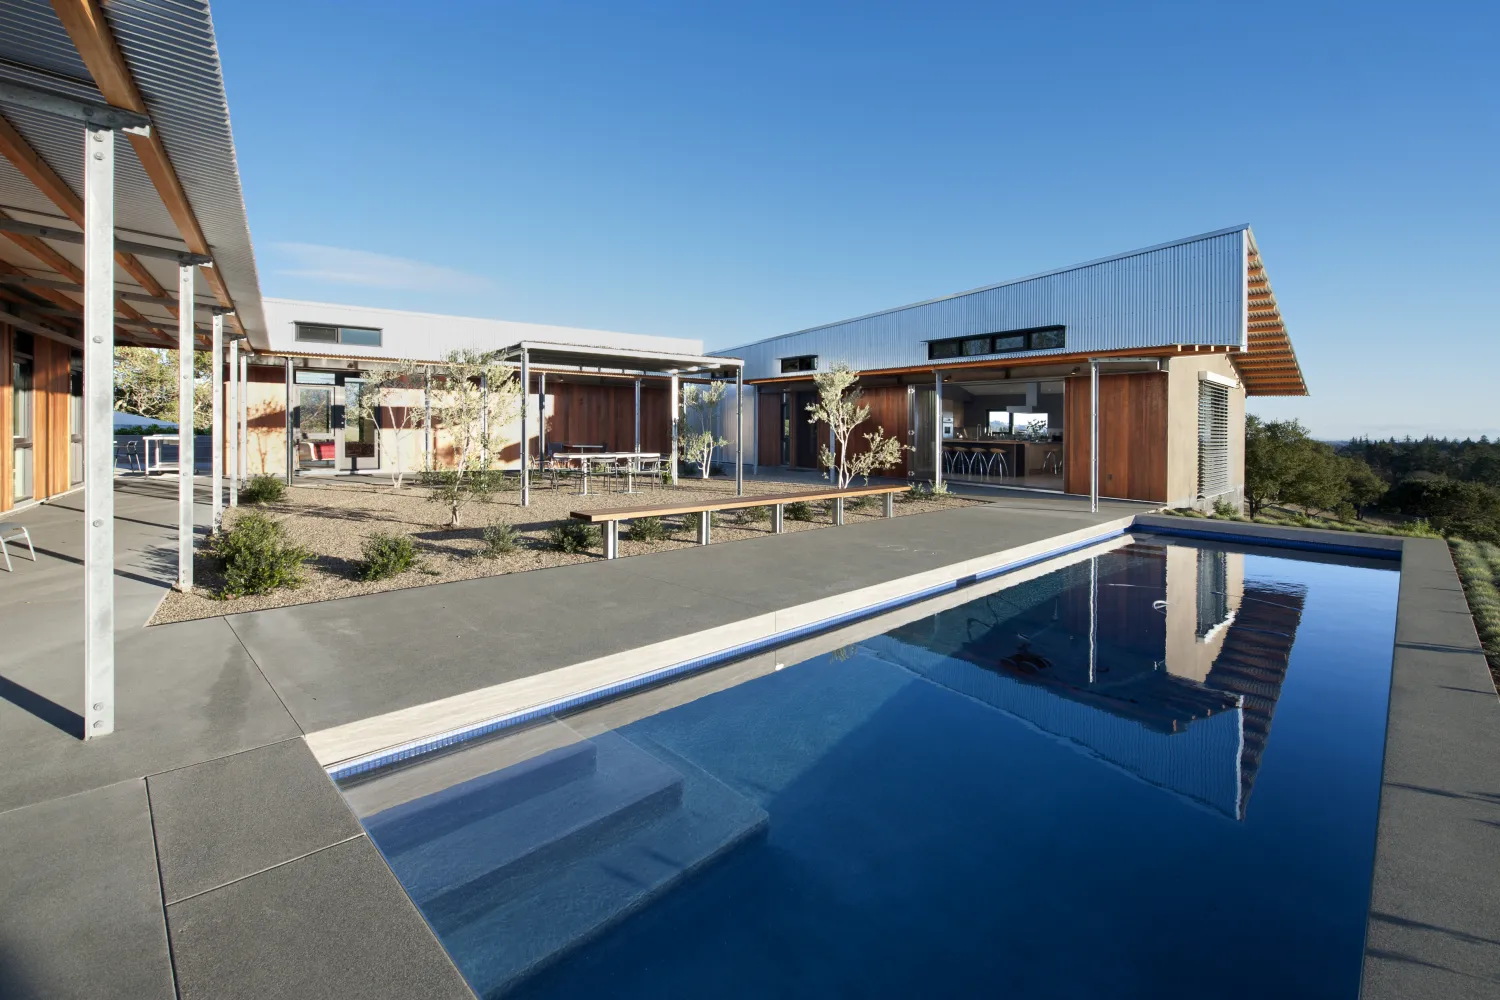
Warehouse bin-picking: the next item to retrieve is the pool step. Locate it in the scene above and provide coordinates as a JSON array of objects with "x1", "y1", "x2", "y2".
[
  {"x1": 380, "y1": 731, "x2": 684, "y2": 909},
  {"x1": 439, "y1": 733, "x2": 769, "y2": 998},
  {"x1": 363, "y1": 738, "x2": 599, "y2": 856}
]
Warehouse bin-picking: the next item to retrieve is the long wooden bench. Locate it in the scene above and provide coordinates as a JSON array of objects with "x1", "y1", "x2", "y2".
[{"x1": 571, "y1": 483, "x2": 908, "y2": 558}]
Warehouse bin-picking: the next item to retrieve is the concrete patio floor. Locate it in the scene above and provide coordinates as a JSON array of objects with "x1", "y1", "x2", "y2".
[{"x1": 0, "y1": 475, "x2": 1140, "y2": 1000}]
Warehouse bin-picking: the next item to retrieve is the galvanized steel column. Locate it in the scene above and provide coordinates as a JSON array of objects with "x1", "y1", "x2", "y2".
[
  {"x1": 423, "y1": 365, "x2": 432, "y2": 471},
  {"x1": 538, "y1": 371, "x2": 547, "y2": 459},
  {"x1": 669, "y1": 372, "x2": 680, "y2": 486},
  {"x1": 177, "y1": 264, "x2": 195, "y2": 591},
  {"x1": 227, "y1": 335, "x2": 238, "y2": 507},
  {"x1": 735, "y1": 368, "x2": 744, "y2": 496},
  {"x1": 284, "y1": 357, "x2": 294, "y2": 483},
  {"x1": 237, "y1": 352, "x2": 247, "y2": 484},
  {"x1": 210, "y1": 310, "x2": 223, "y2": 531},
  {"x1": 933, "y1": 370, "x2": 943, "y2": 490},
  {"x1": 519, "y1": 349, "x2": 530, "y2": 507},
  {"x1": 479, "y1": 371, "x2": 489, "y2": 470},
  {"x1": 82, "y1": 122, "x2": 115, "y2": 739},
  {"x1": 633, "y1": 377, "x2": 641, "y2": 453},
  {"x1": 1089, "y1": 362, "x2": 1101, "y2": 511}
]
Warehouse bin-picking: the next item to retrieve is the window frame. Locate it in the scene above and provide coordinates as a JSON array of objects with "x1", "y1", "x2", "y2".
[
  {"x1": 925, "y1": 325, "x2": 1066, "y2": 362},
  {"x1": 294, "y1": 323, "x2": 383, "y2": 348},
  {"x1": 779, "y1": 355, "x2": 819, "y2": 374}
]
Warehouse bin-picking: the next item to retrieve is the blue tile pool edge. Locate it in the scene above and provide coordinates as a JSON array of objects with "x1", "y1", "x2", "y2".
[{"x1": 326, "y1": 516, "x2": 1402, "y2": 783}]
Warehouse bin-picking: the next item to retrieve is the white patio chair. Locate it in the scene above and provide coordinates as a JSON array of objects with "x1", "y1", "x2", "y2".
[{"x1": 1, "y1": 522, "x2": 36, "y2": 572}]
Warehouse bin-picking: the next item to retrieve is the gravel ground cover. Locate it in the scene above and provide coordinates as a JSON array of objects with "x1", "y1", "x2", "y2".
[{"x1": 152, "y1": 475, "x2": 979, "y2": 624}]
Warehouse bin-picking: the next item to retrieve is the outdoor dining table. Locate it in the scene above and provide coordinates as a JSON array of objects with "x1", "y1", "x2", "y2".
[
  {"x1": 141, "y1": 433, "x2": 181, "y2": 475},
  {"x1": 551, "y1": 452, "x2": 663, "y2": 495}
]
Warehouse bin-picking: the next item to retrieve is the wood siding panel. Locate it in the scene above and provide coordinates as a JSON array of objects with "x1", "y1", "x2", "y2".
[
  {"x1": 544, "y1": 381, "x2": 671, "y2": 456},
  {"x1": 29, "y1": 337, "x2": 72, "y2": 500},
  {"x1": 849, "y1": 385, "x2": 909, "y2": 479},
  {"x1": 757, "y1": 390, "x2": 782, "y2": 467},
  {"x1": 0, "y1": 325, "x2": 11, "y2": 511},
  {"x1": 1064, "y1": 372, "x2": 1167, "y2": 502}
]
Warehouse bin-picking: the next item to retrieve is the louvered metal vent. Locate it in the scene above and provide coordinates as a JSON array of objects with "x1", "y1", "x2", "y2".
[{"x1": 1198, "y1": 382, "x2": 1230, "y2": 497}]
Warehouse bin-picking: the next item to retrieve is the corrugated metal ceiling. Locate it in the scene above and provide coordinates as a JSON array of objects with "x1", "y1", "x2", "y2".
[{"x1": 0, "y1": 0, "x2": 264, "y2": 344}]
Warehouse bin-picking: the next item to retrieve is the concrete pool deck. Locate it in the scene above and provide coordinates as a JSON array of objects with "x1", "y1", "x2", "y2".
[{"x1": 1, "y1": 483, "x2": 1496, "y2": 998}]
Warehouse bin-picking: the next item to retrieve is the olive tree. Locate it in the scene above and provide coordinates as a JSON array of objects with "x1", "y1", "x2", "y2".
[
  {"x1": 350, "y1": 359, "x2": 428, "y2": 489},
  {"x1": 806, "y1": 362, "x2": 907, "y2": 488},
  {"x1": 680, "y1": 382, "x2": 727, "y2": 479},
  {"x1": 426, "y1": 349, "x2": 522, "y2": 525}
]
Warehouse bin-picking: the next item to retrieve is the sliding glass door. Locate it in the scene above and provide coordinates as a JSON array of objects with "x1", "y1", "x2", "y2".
[{"x1": 11, "y1": 336, "x2": 33, "y2": 502}]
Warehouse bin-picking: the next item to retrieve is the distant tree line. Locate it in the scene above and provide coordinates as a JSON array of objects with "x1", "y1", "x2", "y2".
[{"x1": 1245, "y1": 418, "x2": 1500, "y2": 543}]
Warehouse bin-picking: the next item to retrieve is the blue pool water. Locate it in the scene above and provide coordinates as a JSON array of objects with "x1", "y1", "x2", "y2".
[{"x1": 340, "y1": 536, "x2": 1400, "y2": 999}]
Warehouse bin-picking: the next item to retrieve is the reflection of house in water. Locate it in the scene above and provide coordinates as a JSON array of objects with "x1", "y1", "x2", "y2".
[{"x1": 871, "y1": 542, "x2": 1306, "y2": 819}]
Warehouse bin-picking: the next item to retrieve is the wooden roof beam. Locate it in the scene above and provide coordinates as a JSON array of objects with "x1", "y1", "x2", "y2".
[
  {"x1": 51, "y1": 0, "x2": 244, "y2": 337},
  {"x1": 0, "y1": 110, "x2": 173, "y2": 303}
]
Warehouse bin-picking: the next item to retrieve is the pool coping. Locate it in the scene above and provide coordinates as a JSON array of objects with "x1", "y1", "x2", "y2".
[{"x1": 313, "y1": 514, "x2": 1139, "y2": 777}]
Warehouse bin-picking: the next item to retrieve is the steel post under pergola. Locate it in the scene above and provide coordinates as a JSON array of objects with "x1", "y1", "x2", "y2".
[
  {"x1": 210, "y1": 310, "x2": 223, "y2": 531},
  {"x1": 1089, "y1": 360, "x2": 1100, "y2": 513},
  {"x1": 519, "y1": 349, "x2": 530, "y2": 506},
  {"x1": 227, "y1": 336, "x2": 238, "y2": 507},
  {"x1": 633, "y1": 377, "x2": 641, "y2": 453},
  {"x1": 735, "y1": 367, "x2": 743, "y2": 496},
  {"x1": 284, "y1": 358, "x2": 294, "y2": 483},
  {"x1": 933, "y1": 370, "x2": 944, "y2": 490},
  {"x1": 237, "y1": 352, "x2": 248, "y2": 485},
  {"x1": 538, "y1": 372, "x2": 547, "y2": 460},
  {"x1": 82, "y1": 123, "x2": 116, "y2": 739},
  {"x1": 669, "y1": 372, "x2": 680, "y2": 486},
  {"x1": 176, "y1": 264, "x2": 195, "y2": 590}
]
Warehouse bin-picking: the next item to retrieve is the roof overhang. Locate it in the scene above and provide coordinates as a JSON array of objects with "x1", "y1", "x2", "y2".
[
  {"x1": 0, "y1": 0, "x2": 265, "y2": 351},
  {"x1": 1232, "y1": 233, "x2": 1308, "y2": 396},
  {"x1": 497, "y1": 341, "x2": 743, "y2": 376}
]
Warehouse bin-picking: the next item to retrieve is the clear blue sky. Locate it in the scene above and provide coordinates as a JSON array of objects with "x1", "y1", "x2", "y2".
[{"x1": 215, "y1": 0, "x2": 1497, "y2": 440}]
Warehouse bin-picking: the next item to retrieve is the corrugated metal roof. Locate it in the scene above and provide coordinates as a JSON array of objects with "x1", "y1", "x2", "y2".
[
  {"x1": 722, "y1": 227, "x2": 1284, "y2": 384},
  {"x1": 0, "y1": 0, "x2": 264, "y2": 344}
]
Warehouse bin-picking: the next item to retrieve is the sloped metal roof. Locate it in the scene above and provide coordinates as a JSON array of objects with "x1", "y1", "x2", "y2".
[{"x1": 0, "y1": 0, "x2": 264, "y2": 346}]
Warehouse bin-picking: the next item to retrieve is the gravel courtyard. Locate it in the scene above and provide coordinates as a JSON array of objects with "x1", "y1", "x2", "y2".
[{"x1": 152, "y1": 474, "x2": 979, "y2": 624}]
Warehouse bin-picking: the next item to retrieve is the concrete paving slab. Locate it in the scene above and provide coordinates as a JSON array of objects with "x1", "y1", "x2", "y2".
[
  {"x1": 1362, "y1": 538, "x2": 1500, "y2": 999},
  {"x1": 148, "y1": 738, "x2": 363, "y2": 903},
  {"x1": 166, "y1": 836, "x2": 475, "y2": 1000},
  {"x1": 229, "y1": 555, "x2": 771, "y2": 734},
  {"x1": 0, "y1": 614, "x2": 301, "y2": 814},
  {"x1": 0, "y1": 779, "x2": 174, "y2": 1000},
  {"x1": 233, "y1": 501, "x2": 1127, "y2": 739}
]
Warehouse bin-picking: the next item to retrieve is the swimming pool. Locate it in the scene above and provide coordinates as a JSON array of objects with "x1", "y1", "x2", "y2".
[{"x1": 338, "y1": 534, "x2": 1400, "y2": 998}]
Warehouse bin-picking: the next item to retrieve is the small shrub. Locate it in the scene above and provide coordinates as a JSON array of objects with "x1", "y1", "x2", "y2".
[
  {"x1": 240, "y1": 474, "x2": 287, "y2": 505},
  {"x1": 929, "y1": 480, "x2": 951, "y2": 497},
  {"x1": 847, "y1": 496, "x2": 875, "y2": 513},
  {"x1": 481, "y1": 523, "x2": 519, "y2": 557},
  {"x1": 357, "y1": 532, "x2": 418, "y2": 581},
  {"x1": 630, "y1": 516, "x2": 669, "y2": 541},
  {"x1": 785, "y1": 501, "x2": 814, "y2": 522},
  {"x1": 734, "y1": 504, "x2": 771, "y2": 525},
  {"x1": 902, "y1": 482, "x2": 929, "y2": 503},
  {"x1": 213, "y1": 513, "x2": 310, "y2": 598},
  {"x1": 1398, "y1": 518, "x2": 1442, "y2": 539},
  {"x1": 1212, "y1": 497, "x2": 1239, "y2": 518},
  {"x1": 549, "y1": 520, "x2": 599, "y2": 553}
]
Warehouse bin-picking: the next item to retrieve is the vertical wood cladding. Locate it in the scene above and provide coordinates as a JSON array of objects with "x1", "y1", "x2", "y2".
[
  {"x1": 37, "y1": 337, "x2": 72, "y2": 500},
  {"x1": 849, "y1": 385, "x2": 909, "y2": 479},
  {"x1": 1064, "y1": 372, "x2": 1167, "y2": 501},
  {"x1": 757, "y1": 390, "x2": 782, "y2": 466},
  {"x1": 0, "y1": 326, "x2": 11, "y2": 511},
  {"x1": 544, "y1": 380, "x2": 671, "y2": 455}
]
